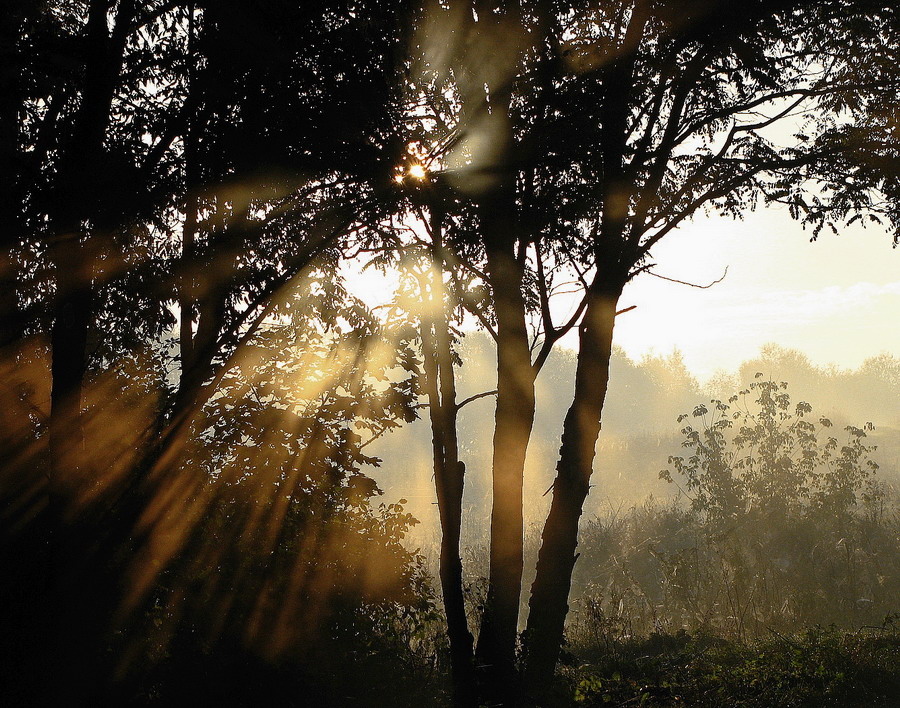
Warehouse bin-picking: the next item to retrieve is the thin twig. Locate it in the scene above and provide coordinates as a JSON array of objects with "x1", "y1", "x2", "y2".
[
  {"x1": 456, "y1": 389, "x2": 498, "y2": 411},
  {"x1": 643, "y1": 265, "x2": 728, "y2": 289}
]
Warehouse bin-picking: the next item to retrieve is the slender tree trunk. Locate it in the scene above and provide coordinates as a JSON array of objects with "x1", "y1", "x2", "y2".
[
  {"x1": 476, "y1": 189, "x2": 537, "y2": 699},
  {"x1": 523, "y1": 277, "x2": 623, "y2": 692},
  {"x1": 44, "y1": 4, "x2": 136, "y2": 702},
  {"x1": 179, "y1": 196, "x2": 198, "y2": 382},
  {"x1": 420, "y1": 207, "x2": 476, "y2": 707},
  {"x1": 0, "y1": 3, "x2": 25, "y2": 352},
  {"x1": 48, "y1": 239, "x2": 94, "y2": 480},
  {"x1": 179, "y1": 7, "x2": 199, "y2": 387},
  {"x1": 522, "y1": 6, "x2": 648, "y2": 689},
  {"x1": 47, "y1": 0, "x2": 135, "y2": 479}
]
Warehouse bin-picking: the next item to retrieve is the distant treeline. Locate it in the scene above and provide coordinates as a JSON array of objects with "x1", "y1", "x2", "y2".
[{"x1": 371, "y1": 335, "x2": 900, "y2": 537}]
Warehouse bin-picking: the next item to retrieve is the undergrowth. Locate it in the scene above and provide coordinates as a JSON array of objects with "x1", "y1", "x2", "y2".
[{"x1": 554, "y1": 617, "x2": 900, "y2": 707}]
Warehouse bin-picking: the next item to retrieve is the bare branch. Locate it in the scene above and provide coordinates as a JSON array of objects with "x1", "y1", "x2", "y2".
[
  {"x1": 456, "y1": 389, "x2": 498, "y2": 411},
  {"x1": 532, "y1": 290, "x2": 588, "y2": 374},
  {"x1": 643, "y1": 265, "x2": 729, "y2": 289}
]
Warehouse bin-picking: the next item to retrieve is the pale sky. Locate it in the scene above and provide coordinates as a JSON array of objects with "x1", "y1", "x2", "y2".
[
  {"x1": 349, "y1": 205, "x2": 899, "y2": 381},
  {"x1": 608, "y1": 206, "x2": 899, "y2": 380}
]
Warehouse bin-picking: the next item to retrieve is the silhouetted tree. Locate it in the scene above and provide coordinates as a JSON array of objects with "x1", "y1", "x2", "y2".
[
  {"x1": 4, "y1": 1, "x2": 421, "y2": 702},
  {"x1": 393, "y1": 0, "x2": 900, "y2": 696}
]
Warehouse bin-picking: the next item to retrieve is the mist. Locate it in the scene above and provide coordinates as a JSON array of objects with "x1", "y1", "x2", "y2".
[{"x1": 371, "y1": 335, "x2": 900, "y2": 540}]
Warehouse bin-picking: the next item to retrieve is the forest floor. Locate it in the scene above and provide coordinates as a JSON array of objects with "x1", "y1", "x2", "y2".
[{"x1": 49, "y1": 615, "x2": 900, "y2": 706}]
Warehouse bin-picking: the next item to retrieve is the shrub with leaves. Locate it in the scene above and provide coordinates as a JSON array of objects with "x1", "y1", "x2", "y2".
[{"x1": 661, "y1": 375, "x2": 881, "y2": 527}]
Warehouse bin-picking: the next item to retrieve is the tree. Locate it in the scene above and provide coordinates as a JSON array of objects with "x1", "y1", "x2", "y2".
[
  {"x1": 372, "y1": 189, "x2": 480, "y2": 706},
  {"x1": 5, "y1": 1, "x2": 419, "y2": 701},
  {"x1": 662, "y1": 376, "x2": 882, "y2": 526},
  {"x1": 656, "y1": 377, "x2": 890, "y2": 634},
  {"x1": 507, "y1": 1, "x2": 900, "y2": 690},
  {"x1": 127, "y1": 301, "x2": 425, "y2": 658},
  {"x1": 407, "y1": 5, "x2": 581, "y2": 693},
  {"x1": 403, "y1": 0, "x2": 900, "y2": 695}
]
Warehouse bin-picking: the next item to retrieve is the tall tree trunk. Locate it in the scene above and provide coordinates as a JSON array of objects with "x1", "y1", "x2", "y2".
[
  {"x1": 421, "y1": 207, "x2": 476, "y2": 707},
  {"x1": 523, "y1": 276, "x2": 623, "y2": 692},
  {"x1": 179, "y1": 5, "x2": 199, "y2": 390},
  {"x1": 47, "y1": 0, "x2": 135, "y2": 480},
  {"x1": 45, "y1": 3, "x2": 136, "y2": 702},
  {"x1": 523, "y1": 6, "x2": 648, "y2": 690},
  {"x1": 476, "y1": 188, "x2": 537, "y2": 698},
  {"x1": 179, "y1": 196, "x2": 198, "y2": 384}
]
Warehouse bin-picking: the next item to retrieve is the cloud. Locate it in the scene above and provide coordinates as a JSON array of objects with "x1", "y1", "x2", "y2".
[{"x1": 711, "y1": 281, "x2": 900, "y2": 327}]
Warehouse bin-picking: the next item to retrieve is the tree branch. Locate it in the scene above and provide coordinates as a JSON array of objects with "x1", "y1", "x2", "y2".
[
  {"x1": 456, "y1": 389, "x2": 498, "y2": 411},
  {"x1": 642, "y1": 265, "x2": 728, "y2": 289}
]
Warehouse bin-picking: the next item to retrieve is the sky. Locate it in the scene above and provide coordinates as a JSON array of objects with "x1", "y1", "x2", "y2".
[
  {"x1": 349, "y1": 204, "x2": 899, "y2": 382},
  {"x1": 607, "y1": 206, "x2": 899, "y2": 381}
]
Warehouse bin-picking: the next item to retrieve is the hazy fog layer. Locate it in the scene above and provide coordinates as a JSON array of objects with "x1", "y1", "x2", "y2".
[{"x1": 370, "y1": 335, "x2": 900, "y2": 543}]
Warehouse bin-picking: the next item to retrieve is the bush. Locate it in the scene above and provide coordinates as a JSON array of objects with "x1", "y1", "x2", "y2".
[{"x1": 566, "y1": 378, "x2": 900, "y2": 641}]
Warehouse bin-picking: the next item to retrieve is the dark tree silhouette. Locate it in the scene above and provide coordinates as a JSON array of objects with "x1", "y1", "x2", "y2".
[
  {"x1": 520, "y1": 1, "x2": 900, "y2": 691},
  {"x1": 4, "y1": 1, "x2": 423, "y2": 703}
]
